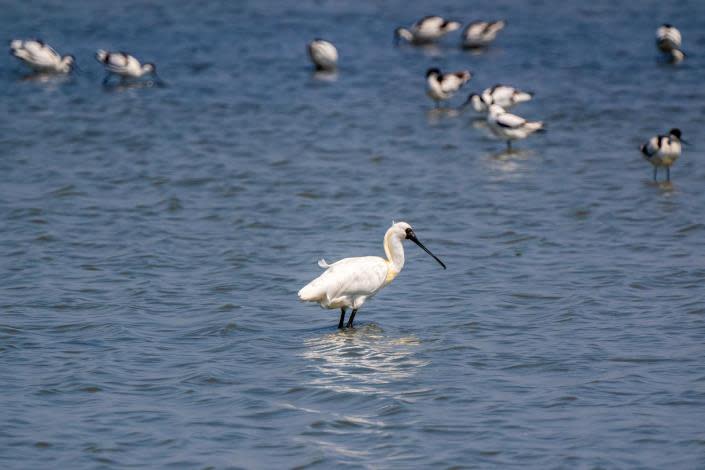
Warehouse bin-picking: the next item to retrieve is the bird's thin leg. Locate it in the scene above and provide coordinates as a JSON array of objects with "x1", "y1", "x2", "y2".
[
  {"x1": 666, "y1": 166, "x2": 670, "y2": 182},
  {"x1": 346, "y1": 309, "x2": 357, "y2": 328},
  {"x1": 102, "y1": 73, "x2": 111, "y2": 86},
  {"x1": 653, "y1": 166, "x2": 657, "y2": 182},
  {"x1": 338, "y1": 308, "x2": 346, "y2": 329},
  {"x1": 507, "y1": 140, "x2": 512, "y2": 151}
]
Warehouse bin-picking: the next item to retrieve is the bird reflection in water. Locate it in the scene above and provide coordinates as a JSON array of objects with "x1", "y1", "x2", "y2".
[
  {"x1": 647, "y1": 179, "x2": 675, "y2": 192},
  {"x1": 312, "y1": 70, "x2": 338, "y2": 82},
  {"x1": 426, "y1": 107, "x2": 461, "y2": 124},
  {"x1": 484, "y1": 148, "x2": 534, "y2": 175},
  {"x1": 470, "y1": 117, "x2": 495, "y2": 138},
  {"x1": 102, "y1": 80, "x2": 165, "y2": 92},
  {"x1": 20, "y1": 73, "x2": 70, "y2": 85},
  {"x1": 303, "y1": 324, "x2": 428, "y2": 396}
]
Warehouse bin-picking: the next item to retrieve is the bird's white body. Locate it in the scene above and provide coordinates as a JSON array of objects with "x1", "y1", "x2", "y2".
[
  {"x1": 299, "y1": 224, "x2": 409, "y2": 311},
  {"x1": 426, "y1": 69, "x2": 472, "y2": 104},
  {"x1": 487, "y1": 104, "x2": 544, "y2": 146},
  {"x1": 656, "y1": 25, "x2": 684, "y2": 62},
  {"x1": 641, "y1": 129, "x2": 682, "y2": 180},
  {"x1": 307, "y1": 39, "x2": 338, "y2": 71},
  {"x1": 462, "y1": 20, "x2": 506, "y2": 48},
  {"x1": 96, "y1": 50, "x2": 154, "y2": 78},
  {"x1": 469, "y1": 85, "x2": 533, "y2": 113},
  {"x1": 299, "y1": 256, "x2": 391, "y2": 310},
  {"x1": 9, "y1": 39, "x2": 74, "y2": 74},
  {"x1": 298, "y1": 222, "x2": 445, "y2": 327},
  {"x1": 396, "y1": 16, "x2": 462, "y2": 44}
]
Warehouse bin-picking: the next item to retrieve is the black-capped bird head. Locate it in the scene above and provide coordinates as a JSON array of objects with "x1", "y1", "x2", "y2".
[{"x1": 426, "y1": 67, "x2": 441, "y2": 78}]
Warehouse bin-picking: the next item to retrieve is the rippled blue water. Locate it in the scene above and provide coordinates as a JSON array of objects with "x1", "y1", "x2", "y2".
[{"x1": 2, "y1": 0, "x2": 705, "y2": 468}]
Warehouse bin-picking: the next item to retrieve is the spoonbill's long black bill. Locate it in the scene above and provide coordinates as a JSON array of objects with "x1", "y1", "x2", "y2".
[{"x1": 408, "y1": 235, "x2": 446, "y2": 269}]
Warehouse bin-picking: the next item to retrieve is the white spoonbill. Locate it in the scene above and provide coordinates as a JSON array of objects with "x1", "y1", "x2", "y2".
[
  {"x1": 298, "y1": 222, "x2": 446, "y2": 329},
  {"x1": 426, "y1": 68, "x2": 472, "y2": 107},
  {"x1": 95, "y1": 50, "x2": 162, "y2": 85},
  {"x1": 640, "y1": 128, "x2": 685, "y2": 182},
  {"x1": 656, "y1": 24, "x2": 684, "y2": 63},
  {"x1": 466, "y1": 84, "x2": 533, "y2": 113},
  {"x1": 394, "y1": 16, "x2": 462, "y2": 45},
  {"x1": 9, "y1": 39, "x2": 75, "y2": 74},
  {"x1": 487, "y1": 104, "x2": 544, "y2": 150},
  {"x1": 461, "y1": 20, "x2": 506, "y2": 49},
  {"x1": 307, "y1": 39, "x2": 338, "y2": 71}
]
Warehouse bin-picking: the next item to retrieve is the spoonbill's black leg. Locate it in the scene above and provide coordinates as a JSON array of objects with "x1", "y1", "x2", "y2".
[
  {"x1": 666, "y1": 166, "x2": 671, "y2": 182},
  {"x1": 346, "y1": 309, "x2": 357, "y2": 328},
  {"x1": 102, "y1": 73, "x2": 111, "y2": 86},
  {"x1": 506, "y1": 140, "x2": 512, "y2": 151},
  {"x1": 338, "y1": 308, "x2": 346, "y2": 329},
  {"x1": 653, "y1": 166, "x2": 658, "y2": 182}
]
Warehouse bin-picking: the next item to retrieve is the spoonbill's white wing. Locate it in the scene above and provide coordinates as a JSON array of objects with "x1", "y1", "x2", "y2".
[{"x1": 298, "y1": 256, "x2": 389, "y2": 308}]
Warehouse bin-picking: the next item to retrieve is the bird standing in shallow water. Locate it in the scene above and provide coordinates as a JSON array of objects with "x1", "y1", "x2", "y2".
[
  {"x1": 640, "y1": 128, "x2": 685, "y2": 182},
  {"x1": 298, "y1": 222, "x2": 446, "y2": 329},
  {"x1": 426, "y1": 68, "x2": 472, "y2": 108},
  {"x1": 395, "y1": 16, "x2": 462, "y2": 45},
  {"x1": 656, "y1": 24, "x2": 685, "y2": 63},
  {"x1": 466, "y1": 84, "x2": 533, "y2": 113},
  {"x1": 9, "y1": 39, "x2": 74, "y2": 74},
  {"x1": 461, "y1": 20, "x2": 506, "y2": 49},
  {"x1": 486, "y1": 104, "x2": 544, "y2": 150},
  {"x1": 95, "y1": 50, "x2": 162, "y2": 85},
  {"x1": 307, "y1": 39, "x2": 338, "y2": 71}
]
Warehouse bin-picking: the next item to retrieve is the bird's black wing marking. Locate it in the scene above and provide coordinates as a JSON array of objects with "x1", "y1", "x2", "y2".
[{"x1": 496, "y1": 120, "x2": 514, "y2": 129}]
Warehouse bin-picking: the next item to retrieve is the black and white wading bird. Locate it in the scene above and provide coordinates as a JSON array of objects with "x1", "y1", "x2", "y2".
[
  {"x1": 298, "y1": 222, "x2": 446, "y2": 329},
  {"x1": 466, "y1": 84, "x2": 533, "y2": 113},
  {"x1": 426, "y1": 68, "x2": 472, "y2": 107},
  {"x1": 640, "y1": 128, "x2": 685, "y2": 182},
  {"x1": 461, "y1": 20, "x2": 506, "y2": 49},
  {"x1": 307, "y1": 39, "x2": 338, "y2": 71},
  {"x1": 9, "y1": 39, "x2": 74, "y2": 74},
  {"x1": 656, "y1": 24, "x2": 684, "y2": 63},
  {"x1": 487, "y1": 104, "x2": 544, "y2": 150},
  {"x1": 395, "y1": 16, "x2": 462, "y2": 45},
  {"x1": 95, "y1": 50, "x2": 162, "y2": 85}
]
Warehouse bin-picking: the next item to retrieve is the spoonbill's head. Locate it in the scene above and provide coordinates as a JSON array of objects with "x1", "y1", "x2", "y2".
[{"x1": 391, "y1": 222, "x2": 446, "y2": 269}]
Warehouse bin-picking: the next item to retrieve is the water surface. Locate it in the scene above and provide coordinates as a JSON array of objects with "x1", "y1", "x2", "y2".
[{"x1": 2, "y1": 0, "x2": 705, "y2": 468}]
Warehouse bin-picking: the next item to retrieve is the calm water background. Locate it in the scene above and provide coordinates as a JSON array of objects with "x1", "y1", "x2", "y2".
[{"x1": 2, "y1": 0, "x2": 705, "y2": 468}]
